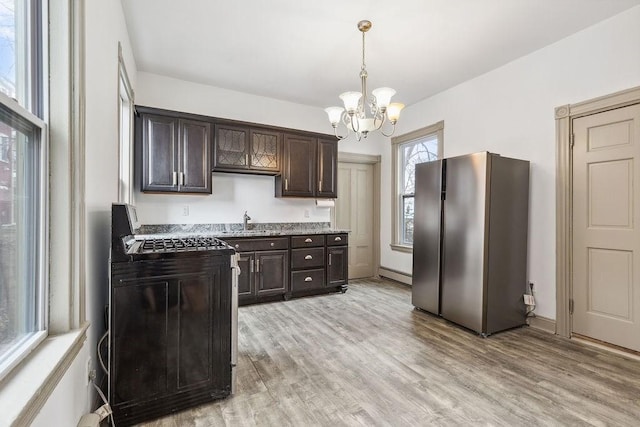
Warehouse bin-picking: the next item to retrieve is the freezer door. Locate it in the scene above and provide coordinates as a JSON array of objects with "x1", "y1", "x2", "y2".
[
  {"x1": 485, "y1": 155, "x2": 529, "y2": 334},
  {"x1": 411, "y1": 160, "x2": 443, "y2": 314},
  {"x1": 441, "y1": 152, "x2": 488, "y2": 333}
]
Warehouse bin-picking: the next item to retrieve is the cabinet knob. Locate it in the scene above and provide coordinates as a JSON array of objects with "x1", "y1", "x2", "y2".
[
  {"x1": 334, "y1": 236, "x2": 342, "y2": 241},
  {"x1": 304, "y1": 277, "x2": 313, "y2": 282},
  {"x1": 304, "y1": 255, "x2": 313, "y2": 260},
  {"x1": 235, "y1": 244, "x2": 240, "y2": 249},
  {"x1": 270, "y1": 242, "x2": 275, "y2": 247},
  {"x1": 304, "y1": 238, "x2": 313, "y2": 243}
]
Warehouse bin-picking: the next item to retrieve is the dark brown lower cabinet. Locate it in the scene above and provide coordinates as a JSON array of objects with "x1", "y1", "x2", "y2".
[
  {"x1": 226, "y1": 233, "x2": 348, "y2": 305},
  {"x1": 235, "y1": 250, "x2": 288, "y2": 305},
  {"x1": 109, "y1": 255, "x2": 231, "y2": 426},
  {"x1": 256, "y1": 250, "x2": 288, "y2": 296},
  {"x1": 224, "y1": 237, "x2": 289, "y2": 305},
  {"x1": 327, "y1": 246, "x2": 348, "y2": 286}
]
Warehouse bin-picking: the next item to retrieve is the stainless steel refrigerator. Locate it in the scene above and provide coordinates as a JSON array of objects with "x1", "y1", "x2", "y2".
[{"x1": 411, "y1": 152, "x2": 529, "y2": 335}]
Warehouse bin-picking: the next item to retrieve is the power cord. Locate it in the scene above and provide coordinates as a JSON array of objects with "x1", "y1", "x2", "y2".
[
  {"x1": 78, "y1": 381, "x2": 114, "y2": 427},
  {"x1": 525, "y1": 282, "x2": 536, "y2": 319},
  {"x1": 97, "y1": 330, "x2": 109, "y2": 375},
  {"x1": 91, "y1": 381, "x2": 115, "y2": 427}
]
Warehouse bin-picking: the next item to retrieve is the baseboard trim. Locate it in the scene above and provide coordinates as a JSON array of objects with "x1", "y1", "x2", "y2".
[
  {"x1": 528, "y1": 316, "x2": 556, "y2": 334},
  {"x1": 378, "y1": 267, "x2": 412, "y2": 286}
]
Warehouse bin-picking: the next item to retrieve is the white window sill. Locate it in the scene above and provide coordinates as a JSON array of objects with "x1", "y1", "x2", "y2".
[
  {"x1": 0, "y1": 323, "x2": 89, "y2": 426},
  {"x1": 390, "y1": 243, "x2": 413, "y2": 254}
]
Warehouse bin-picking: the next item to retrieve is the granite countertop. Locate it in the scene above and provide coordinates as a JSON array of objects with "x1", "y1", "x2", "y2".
[
  {"x1": 136, "y1": 222, "x2": 349, "y2": 239},
  {"x1": 214, "y1": 229, "x2": 350, "y2": 238}
]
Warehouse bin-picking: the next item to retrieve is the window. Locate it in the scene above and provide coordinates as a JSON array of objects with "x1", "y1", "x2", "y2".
[
  {"x1": 391, "y1": 121, "x2": 443, "y2": 251},
  {"x1": 0, "y1": 0, "x2": 47, "y2": 381},
  {"x1": 118, "y1": 43, "x2": 134, "y2": 204}
]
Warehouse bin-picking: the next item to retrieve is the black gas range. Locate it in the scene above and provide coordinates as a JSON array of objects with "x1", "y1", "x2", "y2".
[
  {"x1": 111, "y1": 203, "x2": 234, "y2": 261},
  {"x1": 109, "y1": 203, "x2": 238, "y2": 426}
]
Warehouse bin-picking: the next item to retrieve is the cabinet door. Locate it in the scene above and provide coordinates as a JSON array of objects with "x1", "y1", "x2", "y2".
[
  {"x1": 214, "y1": 124, "x2": 249, "y2": 170},
  {"x1": 279, "y1": 134, "x2": 316, "y2": 197},
  {"x1": 112, "y1": 278, "x2": 171, "y2": 405},
  {"x1": 236, "y1": 252, "x2": 255, "y2": 300},
  {"x1": 327, "y1": 246, "x2": 348, "y2": 286},
  {"x1": 249, "y1": 128, "x2": 281, "y2": 173},
  {"x1": 179, "y1": 119, "x2": 211, "y2": 193},
  {"x1": 256, "y1": 250, "x2": 288, "y2": 296},
  {"x1": 175, "y1": 273, "x2": 215, "y2": 391},
  {"x1": 317, "y1": 138, "x2": 338, "y2": 198},
  {"x1": 142, "y1": 114, "x2": 178, "y2": 192}
]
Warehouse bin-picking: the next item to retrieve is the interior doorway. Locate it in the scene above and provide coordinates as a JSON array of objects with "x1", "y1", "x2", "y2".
[
  {"x1": 572, "y1": 104, "x2": 640, "y2": 352},
  {"x1": 334, "y1": 153, "x2": 380, "y2": 279},
  {"x1": 556, "y1": 86, "x2": 640, "y2": 353}
]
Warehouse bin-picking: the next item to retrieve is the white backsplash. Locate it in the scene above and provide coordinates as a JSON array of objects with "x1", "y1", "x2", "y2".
[{"x1": 134, "y1": 172, "x2": 331, "y2": 225}]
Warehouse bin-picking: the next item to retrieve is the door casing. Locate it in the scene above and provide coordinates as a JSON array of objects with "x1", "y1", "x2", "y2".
[
  {"x1": 333, "y1": 152, "x2": 381, "y2": 279},
  {"x1": 555, "y1": 85, "x2": 640, "y2": 337}
]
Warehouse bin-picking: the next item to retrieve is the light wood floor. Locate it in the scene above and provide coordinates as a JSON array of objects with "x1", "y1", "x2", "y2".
[{"x1": 139, "y1": 278, "x2": 640, "y2": 426}]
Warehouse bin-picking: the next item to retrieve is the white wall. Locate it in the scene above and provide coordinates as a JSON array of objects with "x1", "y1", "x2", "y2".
[
  {"x1": 33, "y1": 1, "x2": 138, "y2": 423},
  {"x1": 83, "y1": 0, "x2": 137, "y2": 410},
  {"x1": 134, "y1": 73, "x2": 381, "y2": 225},
  {"x1": 31, "y1": 344, "x2": 90, "y2": 426},
  {"x1": 379, "y1": 6, "x2": 640, "y2": 319}
]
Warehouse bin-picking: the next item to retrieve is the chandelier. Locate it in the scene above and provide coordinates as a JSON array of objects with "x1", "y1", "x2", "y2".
[{"x1": 325, "y1": 20, "x2": 404, "y2": 141}]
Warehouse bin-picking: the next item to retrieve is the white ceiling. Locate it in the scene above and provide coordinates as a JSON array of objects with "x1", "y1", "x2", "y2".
[{"x1": 120, "y1": 0, "x2": 640, "y2": 109}]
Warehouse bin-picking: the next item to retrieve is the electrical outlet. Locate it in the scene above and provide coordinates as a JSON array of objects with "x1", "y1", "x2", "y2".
[
  {"x1": 86, "y1": 358, "x2": 94, "y2": 385},
  {"x1": 182, "y1": 205, "x2": 190, "y2": 216},
  {"x1": 304, "y1": 209, "x2": 310, "y2": 218},
  {"x1": 523, "y1": 294, "x2": 535, "y2": 306}
]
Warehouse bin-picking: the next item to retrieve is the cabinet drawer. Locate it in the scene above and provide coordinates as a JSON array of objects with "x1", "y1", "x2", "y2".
[
  {"x1": 224, "y1": 237, "x2": 288, "y2": 252},
  {"x1": 291, "y1": 247, "x2": 325, "y2": 269},
  {"x1": 291, "y1": 269, "x2": 325, "y2": 293},
  {"x1": 291, "y1": 235, "x2": 325, "y2": 248},
  {"x1": 326, "y1": 233, "x2": 348, "y2": 246}
]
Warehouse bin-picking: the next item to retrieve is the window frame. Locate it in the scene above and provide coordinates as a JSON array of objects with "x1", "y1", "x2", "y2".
[
  {"x1": 391, "y1": 120, "x2": 444, "y2": 252},
  {"x1": 0, "y1": 0, "x2": 91, "y2": 423},
  {"x1": 117, "y1": 42, "x2": 134, "y2": 205},
  {"x1": 0, "y1": 0, "x2": 48, "y2": 382}
]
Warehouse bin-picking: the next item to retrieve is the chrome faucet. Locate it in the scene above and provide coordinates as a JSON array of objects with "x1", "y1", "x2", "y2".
[{"x1": 243, "y1": 211, "x2": 251, "y2": 230}]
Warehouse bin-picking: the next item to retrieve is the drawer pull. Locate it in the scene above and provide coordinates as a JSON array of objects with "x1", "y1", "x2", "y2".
[
  {"x1": 304, "y1": 255, "x2": 313, "y2": 260},
  {"x1": 334, "y1": 236, "x2": 342, "y2": 241},
  {"x1": 235, "y1": 244, "x2": 240, "y2": 249},
  {"x1": 329, "y1": 254, "x2": 332, "y2": 266},
  {"x1": 270, "y1": 242, "x2": 275, "y2": 247},
  {"x1": 304, "y1": 238, "x2": 313, "y2": 243},
  {"x1": 304, "y1": 277, "x2": 313, "y2": 282}
]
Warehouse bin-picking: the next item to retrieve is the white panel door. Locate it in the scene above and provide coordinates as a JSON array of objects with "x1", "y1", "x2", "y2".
[
  {"x1": 572, "y1": 103, "x2": 640, "y2": 351},
  {"x1": 336, "y1": 162, "x2": 374, "y2": 279}
]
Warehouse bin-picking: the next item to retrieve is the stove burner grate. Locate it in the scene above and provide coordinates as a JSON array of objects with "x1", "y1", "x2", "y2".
[{"x1": 139, "y1": 236, "x2": 228, "y2": 253}]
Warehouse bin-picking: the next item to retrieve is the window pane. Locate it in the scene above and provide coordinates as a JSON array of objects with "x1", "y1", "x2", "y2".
[
  {"x1": 0, "y1": 106, "x2": 43, "y2": 369},
  {"x1": 402, "y1": 195, "x2": 414, "y2": 245},
  {"x1": 402, "y1": 135, "x2": 438, "y2": 194},
  {"x1": 0, "y1": 1, "x2": 16, "y2": 99},
  {"x1": 0, "y1": 0, "x2": 41, "y2": 116}
]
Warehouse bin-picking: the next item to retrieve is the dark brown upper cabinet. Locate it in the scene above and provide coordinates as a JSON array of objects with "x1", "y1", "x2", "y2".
[
  {"x1": 213, "y1": 123, "x2": 281, "y2": 175},
  {"x1": 317, "y1": 138, "x2": 338, "y2": 198},
  {"x1": 277, "y1": 134, "x2": 317, "y2": 197},
  {"x1": 138, "y1": 108, "x2": 211, "y2": 194},
  {"x1": 275, "y1": 134, "x2": 337, "y2": 198}
]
